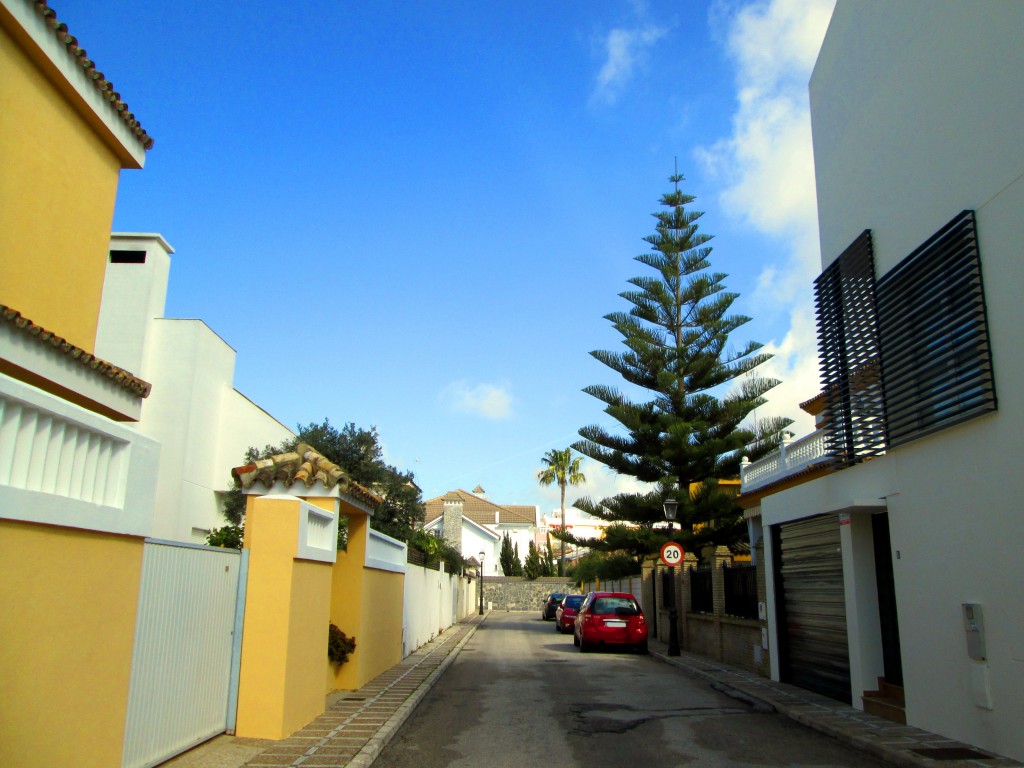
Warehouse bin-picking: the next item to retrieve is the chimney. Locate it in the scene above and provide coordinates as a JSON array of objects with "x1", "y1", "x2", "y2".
[{"x1": 442, "y1": 496, "x2": 463, "y2": 553}]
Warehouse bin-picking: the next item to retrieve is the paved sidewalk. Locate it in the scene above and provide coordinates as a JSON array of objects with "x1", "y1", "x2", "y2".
[
  {"x1": 647, "y1": 639, "x2": 1023, "y2": 768},
  {"x1": 242, "y1": 615, "x2": 481, "y2": 768}
]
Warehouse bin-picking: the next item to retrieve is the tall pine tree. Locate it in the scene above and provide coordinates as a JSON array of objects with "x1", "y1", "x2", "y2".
[{"x1": 569, "y1": 172, "x2": 790, "y2": 559}]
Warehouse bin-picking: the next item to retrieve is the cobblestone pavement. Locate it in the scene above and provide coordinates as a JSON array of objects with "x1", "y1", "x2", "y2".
[
  {"x1": 242, "y1": 616, "x2": 482, "y2": 768},
  {"x1": 647, "y1": 641, "x2": 1023, "y2": 768}
]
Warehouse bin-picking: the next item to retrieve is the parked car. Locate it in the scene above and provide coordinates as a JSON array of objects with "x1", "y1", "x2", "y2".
[
  {"x1": 555, "y1": 594, "x2": 585, "y2": 633},
  {"x1": 542, "y1": 593, "x2": 565, "y2": 620},
  {"x1": 573, "y1": 592, "x2": 648, "y2": 653}
]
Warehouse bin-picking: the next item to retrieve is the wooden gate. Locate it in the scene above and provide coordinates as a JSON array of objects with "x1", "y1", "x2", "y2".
[{"x1": 121, "y1": 540, "x2": 247, "y2": 768}]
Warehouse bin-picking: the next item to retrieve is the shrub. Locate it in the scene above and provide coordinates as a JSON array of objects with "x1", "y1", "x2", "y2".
[
  {"x1": 206, "y1": 524, "x2": 244, "y2": 549},
  {"x1": 328, "y1": 623, "x2": 356, "y2": 666}
]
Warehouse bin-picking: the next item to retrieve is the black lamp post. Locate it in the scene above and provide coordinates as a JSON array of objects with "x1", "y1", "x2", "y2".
[
  {"x1": 478, "y1": 551, "x2": 486, "y2": 615},
  {"x1": 663, "y1": 498, "x2": 681, "y2": 656}
]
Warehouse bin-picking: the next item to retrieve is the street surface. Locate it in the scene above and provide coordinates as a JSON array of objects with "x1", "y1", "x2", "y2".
[{"x1": 375, "y1": 613, "x2": 888, "y2": 768}]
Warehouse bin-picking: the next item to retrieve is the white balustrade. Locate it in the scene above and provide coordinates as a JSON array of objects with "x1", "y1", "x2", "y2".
[
  {"x1": 0, "y1": 372, "x2": 160, "y2": 536},
  {"x1": 740, "y1": 430, "x2": 830, "y2": 493},
  {"x1": 0, "y1": 391, "x2": 127, "y2": 507}
]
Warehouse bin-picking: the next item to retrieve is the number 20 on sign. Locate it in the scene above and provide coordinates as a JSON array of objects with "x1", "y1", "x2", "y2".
[{"x1": 660, "y1": 542, "x2": 684, "y2": 567}]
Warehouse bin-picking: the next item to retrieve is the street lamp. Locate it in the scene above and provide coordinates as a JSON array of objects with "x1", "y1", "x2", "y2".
[
  {"x1": 478, "y1": 550, "x2": 486, "y2": 616},
  {"x1": 663, "y1": 498, "x2": 681, "y2": 657}
]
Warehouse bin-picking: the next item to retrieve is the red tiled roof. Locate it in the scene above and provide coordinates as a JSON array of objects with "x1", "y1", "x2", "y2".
[
  {"x1": 0, "y1": 303, "x2": 152, "y2": 397},
  {"x1": 424, "y1": 489, "x2": 536, "y2": 527},
  {"x1": 28, "y1": 1, "x2": 154, "y2": 150},
  {"x1": 232, "y1": 443, "x2": 383, "y2": 508}
]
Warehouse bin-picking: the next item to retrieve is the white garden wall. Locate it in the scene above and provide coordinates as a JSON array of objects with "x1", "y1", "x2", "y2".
[{"x1": 402, "y1": 564, "x2": 474, "y2": 657}]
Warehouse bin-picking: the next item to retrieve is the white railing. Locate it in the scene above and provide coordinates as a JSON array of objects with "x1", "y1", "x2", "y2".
[
  {"x1": 0, "y1": 372, "x2": 159, "y2": 536},
  {"x1": 741, "y1": 430, "x2": 831, "y2": 493}
]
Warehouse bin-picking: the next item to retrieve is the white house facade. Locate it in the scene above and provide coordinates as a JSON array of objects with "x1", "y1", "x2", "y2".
[
  {"x1": 742, "y1": 2, "x2": 1024, "y2": 761},
  {"x1": 423, "y1": 488, "x2": 538, "y2": 575},
  {"x1": 95, "y1": 233, "x2": 294, "y2": 542}
]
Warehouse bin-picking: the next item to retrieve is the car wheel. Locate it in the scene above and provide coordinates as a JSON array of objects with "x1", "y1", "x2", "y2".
[{"x1": 636, "y1": 640, "x2": 648, "y2": 654}]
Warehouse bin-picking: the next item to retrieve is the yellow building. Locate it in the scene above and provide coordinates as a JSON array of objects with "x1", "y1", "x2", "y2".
[
  {"x1": 1, "y1": 0, "x2": 152, "y2": 356},
  {"x1": 0, "y1": 2, "x2": 158, "y2": 766}
]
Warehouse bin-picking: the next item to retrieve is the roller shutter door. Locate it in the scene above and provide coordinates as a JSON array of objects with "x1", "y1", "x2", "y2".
[{"x1": 774, "y1": 514, "x2": 851, "y2": 703}]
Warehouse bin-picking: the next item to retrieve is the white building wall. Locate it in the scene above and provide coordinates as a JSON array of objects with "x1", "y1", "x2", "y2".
[
  {"x1": 96, "y1": 234, "x2": 293, "y2": 543},
  {"x1": 460, "y1": 526, "x2": 499, "y2": 575},
  {"x1": 807, "y1": 2, "x2": 1024, "y2": 759}
]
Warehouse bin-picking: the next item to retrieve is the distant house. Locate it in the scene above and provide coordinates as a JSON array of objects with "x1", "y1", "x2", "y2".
[
  {"x1": 739, "y1": 2, "x2": 1024, "y2": 761},
  {"x1": 94, "y1": 233, "x2": 294, "y2": 542},
  {"x1": 423, "y1": 486, "x2": 538, "y2": 575}
]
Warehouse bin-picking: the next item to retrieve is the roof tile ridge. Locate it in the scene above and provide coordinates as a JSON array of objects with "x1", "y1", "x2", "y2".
[
  {"x1": 31, "y1": 0, "x2": 154, "y2": 149},
  {"x1": 0, "y1": 302, "x2": 152, "y2": 397}
]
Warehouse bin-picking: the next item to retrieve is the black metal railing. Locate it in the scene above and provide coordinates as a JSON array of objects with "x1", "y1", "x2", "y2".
[
  {"x1": 689, "y1": 567, "x2": 713, "y2": 614},
  {"x1": 722, "y1": 562, "x2": 758, "y2": 619}
]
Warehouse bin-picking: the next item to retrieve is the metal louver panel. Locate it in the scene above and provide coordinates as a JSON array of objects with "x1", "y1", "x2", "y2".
[
  {"x1": 877, "y1": 210, "x2": 996, "y2": 446},
  {"x1": 774, "y1": 515, "x2": 850, "y2": 703},
  {"x1": 814, "y1": 231, "x2": 887, "y2": 467}
]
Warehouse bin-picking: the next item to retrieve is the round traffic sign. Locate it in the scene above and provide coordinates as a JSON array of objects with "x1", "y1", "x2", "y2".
[{"x1": 660, "y1": 542, "x2": 684, "y2": 567}]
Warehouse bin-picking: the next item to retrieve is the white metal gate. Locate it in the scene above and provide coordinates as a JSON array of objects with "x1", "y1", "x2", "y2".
[{"x1": 122, "y1": 540, "x2": 248, "y2": 768}]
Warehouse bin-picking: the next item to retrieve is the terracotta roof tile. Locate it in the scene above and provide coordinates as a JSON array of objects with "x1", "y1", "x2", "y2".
[
  {"x1": 424, "y1": 489, "x2": 536, "y2": 527},
  {"x1": 1, "y1": 303, "x2": 152, "y2": 397},
  {"x1": 232, "y1": 443, "x2": 383, "y2": 509},
  {"x1": 30, "y1": 1, "x2": 154, "y2": 150}
]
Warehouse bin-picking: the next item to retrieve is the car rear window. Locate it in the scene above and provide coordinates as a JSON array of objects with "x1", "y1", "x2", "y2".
[
  {"x1": 590, "y1": 597, "x2": 639, "y2": 615},
  {"x1": 563, "y1": 595, "x2": 585, "y2": 609}
]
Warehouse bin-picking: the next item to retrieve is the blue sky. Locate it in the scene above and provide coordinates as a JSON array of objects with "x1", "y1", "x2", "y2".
[{"x1": 60, "y1": 0, "x2": 835, "y2": 513}]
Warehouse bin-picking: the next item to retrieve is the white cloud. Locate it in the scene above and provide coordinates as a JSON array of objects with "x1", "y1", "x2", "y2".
[
  {"x1": 699, "y1": 0, "x2": 835, "y2": 427},
  {"x1": 591, "y1": 24, "x2": 668, "y2": 106},
  {"x1": 532, "y1": 456, "x2": 653, "y2": 510},
  {"x1": 439, "y1": 381, "x2": 513, "y2": 420}
]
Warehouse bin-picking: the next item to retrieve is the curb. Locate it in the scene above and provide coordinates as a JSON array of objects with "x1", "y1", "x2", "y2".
[{"x1": 347, "y1": 615, "x2": 484, "y2": 768}]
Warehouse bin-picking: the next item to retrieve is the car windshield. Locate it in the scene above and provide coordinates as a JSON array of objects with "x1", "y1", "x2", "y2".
[
  {"x1": 590, "y1": 597, "x2": 639, "y2": 616},
  {"x1": 562, "y1": 595, "x2": 585, "y2": 609}
]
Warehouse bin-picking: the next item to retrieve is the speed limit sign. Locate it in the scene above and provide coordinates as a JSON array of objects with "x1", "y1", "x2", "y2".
[{"x1": 660, "y1": 542, "x2": 684, "y2": 567}]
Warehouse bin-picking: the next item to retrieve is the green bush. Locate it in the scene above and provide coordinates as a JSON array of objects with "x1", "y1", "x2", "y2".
[
  {"x1": 206, "y1": 524, "x2": 244, "y2": 549},
  {"x1": 328, "y1": 623, "x2": 356, "y2": 666}
]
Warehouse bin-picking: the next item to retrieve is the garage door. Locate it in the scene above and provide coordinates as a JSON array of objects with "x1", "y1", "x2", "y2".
[{"x1": 773, "y1": 515, "x2": 851, "y2": 703}]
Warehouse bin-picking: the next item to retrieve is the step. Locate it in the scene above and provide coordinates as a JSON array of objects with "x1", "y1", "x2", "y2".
[
  {"x1": 872, "y1": 676, "x2": 905, "y2": 705},
  {"x1": 863, "y1": 692, "x2": 907, "y2": 724}
]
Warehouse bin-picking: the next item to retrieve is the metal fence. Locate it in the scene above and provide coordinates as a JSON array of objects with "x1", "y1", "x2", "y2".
[
  {"x1": 722, "y1": 562, "x2": 758, "y2": 619},
  {"x1": 689, "y1": 566, "x2": 713, "y2": 614}
]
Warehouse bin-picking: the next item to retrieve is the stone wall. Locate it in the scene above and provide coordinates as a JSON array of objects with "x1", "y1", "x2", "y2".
[{"x1": 479, "y1": 577, "x2": 577, "y2": 613}]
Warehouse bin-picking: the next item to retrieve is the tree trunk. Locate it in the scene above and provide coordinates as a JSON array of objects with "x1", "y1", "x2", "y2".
[{"x1": 559, "y1": 483, "x2": 566, "y2": 576}]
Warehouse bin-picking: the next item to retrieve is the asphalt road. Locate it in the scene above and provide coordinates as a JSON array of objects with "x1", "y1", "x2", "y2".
[{"x1": 374, "y1": 613, "x2": 889, "y2": 768}]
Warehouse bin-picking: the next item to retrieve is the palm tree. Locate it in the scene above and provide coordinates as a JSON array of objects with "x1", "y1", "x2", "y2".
[{"x1": 537, "y1": 448, "x2": 586, "y2": 576}]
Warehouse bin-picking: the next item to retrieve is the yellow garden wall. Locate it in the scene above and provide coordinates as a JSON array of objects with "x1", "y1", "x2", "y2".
[
  {"x1": 0, "y1": 19, "x2": 122, "y2": 352},
  {"x1": 0, "y1": 519, "x2": 143, "y2": 768},
  {"x1": 235, "y1": 496, "x2": 333, "y2": 740},
  {"x1": 328, "y1": 513, "x2": 404, "y2": 691}
]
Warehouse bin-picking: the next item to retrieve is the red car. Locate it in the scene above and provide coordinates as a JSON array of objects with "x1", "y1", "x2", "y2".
[
  {"x1": 573, "y1": 592, "x2": 648, "y2": 653},
  {"x1": 555, "y1": 594, "x2": 585, "y2": 633}
]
